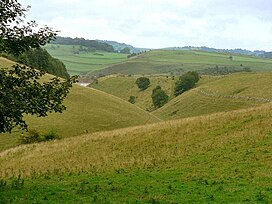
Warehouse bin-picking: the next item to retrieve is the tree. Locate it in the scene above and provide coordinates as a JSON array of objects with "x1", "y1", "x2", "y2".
[
  {"x1": 128, "y1": 96, "x2": 136, "y2": 104},
  {"x1": 151, "y1": 86, "x2": 168, "y2": 108},
  {"x1": 0, "y1": 0, "x2": 76, "y2": 133},
  {"x1": 136, "y1": 77, "x2": 150, "y2": 90},
  {"x1": 120, "y1": 47, "x2": 130, "y2": 54},
  {"x1": 174, "y1": 71, "x2": 199, "y2": 96}
]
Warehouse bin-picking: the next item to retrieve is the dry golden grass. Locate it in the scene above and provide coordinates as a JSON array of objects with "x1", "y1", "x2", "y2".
[
  {"x1": 0, "y1": 57, "x2": 15, "y2": 68},
  {"x1": 1, "y1": 102, "x2": 271, "y2": 178}
]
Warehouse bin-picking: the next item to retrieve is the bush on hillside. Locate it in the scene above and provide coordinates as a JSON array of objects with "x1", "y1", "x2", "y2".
[
  {"x1": 152, "y1": 86, "x2": 169, "y2": 108},
  {"x1": 128, "y1": 96, "x2": 136, "y2": 104},
  {"x1": 18, "y1": 129, "x2": 42, "y2": 144},
  {"x1": 174, "y1": 71, "x2": 200, "y2": 96},
  {"x1": 18, "y1": 129, "x2": 59, "y2": 144},
  {"x1": 136, "y1": 77, "x2": 150, "y2": 90}
]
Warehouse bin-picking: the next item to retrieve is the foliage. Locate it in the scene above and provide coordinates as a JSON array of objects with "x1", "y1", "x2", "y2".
[
  {"x1": 51, "y1": 36, "x2": 114, "y2": 52},
  {"x1": 18, "y1": 48, "x2": 70, "y2": 79},
  {"x1": 43, "y1": 130, "x2": 59, "y2": 141},
  {"x1": 128, "y1": 96, "x2": 136, "y2": 104},
  {"x1": 18, "y1": 129, "x2": 41, "y2": 144},
  {"x1": 174, "y1": 71, "x2": 200, "y2": 96},
  {"x1": 120, "y1": 47, "x2": 130, "y2": 54},
  {"x1": 151, "y1": 86, "x2": 168, "y2": 108},
  {"x1": 0, "y1": 65, "x2": 75, "y2": 133},
  {"x1": 199, "y1": 65, "x2": 252, "y2": 75},
  {"x1": 0, "y1": 0, "x2": 76, "y2": 133},
  {"x1": 127, "y1": 53, "x2": 137, "y2": 58},
  {"x1": 18, "y1": 129, "x2": 59, "y2": 144},
  {"x1": 136, "y1": 77, "x2": 150, "y2": 90},
  {"x1": 0, "y1": 0, "x2": 56, "y2": 56}
]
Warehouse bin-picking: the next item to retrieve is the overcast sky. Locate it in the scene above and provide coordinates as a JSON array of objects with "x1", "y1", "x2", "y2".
[{"x1": 20, "y1": 0, "x2": 272, "y2": 51}]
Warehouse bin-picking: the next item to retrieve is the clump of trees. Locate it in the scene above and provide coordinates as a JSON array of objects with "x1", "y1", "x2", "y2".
[
  {"x1": 20, "y1": 48, "x2": 70, "y2": 79},
  {"x1": 151, "y1": 86, "x2": 168, "y2": 108},
  {"x1": 120, "y1": 47, "x2": 130, "y2": 54},
  {"x1": 199, "y1": 65, "x2": 252, "y2": 75},
  {"x1": 136, "y1": 77, "x2": 150, "y2": 90},
  {"x1": 2, "y1": 48, "x2": 70, "y2": 79},
  {"x1": 174, "y1": 71, "x2": 200, "y2": 96},
  {"x1": 0, "y1": 0, "x2": 76, "y2": 133},
  {"x1": 52, "y1": 36, "x2": 114, "y2": 52}
]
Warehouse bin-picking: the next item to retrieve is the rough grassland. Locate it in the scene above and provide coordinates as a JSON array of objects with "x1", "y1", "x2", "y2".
[
  {"x1": 154, "y1": 72, "x2": 272, "y2": 120},
  {"x1": 0, "y1": 103, "x2": 271, "y2": 203},
  {"x1": 0, "y1": 57, "x2": 15, "y2": 68},
  {"x1": 0, "y1": 85, "x2": 159, "y2": 151},
  {"x1": 45, "y1": 44, "x2": 128, "y2": 76},
  {"x1": 88, "y1": 50, "x2": 272, "y2": 76}
]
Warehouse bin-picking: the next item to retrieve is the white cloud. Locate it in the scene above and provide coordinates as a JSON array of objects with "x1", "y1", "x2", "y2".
[{"x1": 20, "y1": 0, "x2": 272, "y2": 51}]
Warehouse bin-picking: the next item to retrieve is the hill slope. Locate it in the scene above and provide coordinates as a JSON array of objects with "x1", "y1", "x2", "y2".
[
  {"x1": 91, "y1": 75, "x2": 175, "y2": 110},
  {"x1": 88, "y1": 50, "x2": 272, "y2": 76},
  {"x1": 154, "y1": 72, "x2": 272, "y2": 120},
  {"x1": 0, "y1": 56, "x2": 159, "y2": 151},
  {"x1": 90, "y1": 72, "x2": 272, "y2": 119},
  {"x1": 0, "y1": 85, "x2": 159, "y2": 151},
  {"x1": 0, "y1": 103, "x2": 271, "y2": 202}
]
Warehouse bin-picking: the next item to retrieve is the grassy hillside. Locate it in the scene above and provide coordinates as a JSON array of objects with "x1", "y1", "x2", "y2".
[
  {"x1": 0, "y1": 84, "x2": 159, "y2": 151},
  {"x1": 91, "y1": 75, "x2": 176, "y2": 110},
  {"x1": 155, "y1": 72, "x2": 272, "y2": 120},
  {"x1": 0, "y1": 103, "x2": 271, "y2": 203},
  {"x1": 91, "y1": 72, "x2": 272, "y2": 119},
  {"x1": 88, "y1": 50, "x2": 272, "y2": 76},
  {"x1": 45, "y1": 44, "x2": 128, "y2": 76}
]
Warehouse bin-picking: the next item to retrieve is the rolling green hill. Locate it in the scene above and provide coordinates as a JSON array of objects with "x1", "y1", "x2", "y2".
[
  {"x1": 90, "y1": 72, "x2": 272, "y2": 119},
  {"x1": 88, "y1": 50, "x2": 272, "y2": 76},
  {"x1": 45, "y1": 44, "x2": 129, "y2": 76},
  {"x1": 1, "y1": 103, "x2": 271, "y2": 203},
  {"x1": 154, "y1": 72, "x2": 272, "y2": 120}
]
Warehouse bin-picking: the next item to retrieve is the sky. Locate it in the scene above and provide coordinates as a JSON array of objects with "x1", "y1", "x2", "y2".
[{"x1": 20, "y1": 0, "x2": 272, "y2": 51}]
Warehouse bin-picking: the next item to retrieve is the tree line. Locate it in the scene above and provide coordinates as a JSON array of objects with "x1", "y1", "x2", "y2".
[
  {"x1": 51, "y1": 36, "x2": 115, "y2": 52},
  {"x1": 2, "y1": 48, "x2": 70, "y2": 79}
]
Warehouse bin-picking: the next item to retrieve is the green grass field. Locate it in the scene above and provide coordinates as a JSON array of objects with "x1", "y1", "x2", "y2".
[
  {"x1": 1, "y1": 103, "x2": 271, "y2": 203},
  {"x1": 88, "y1": 50, "x2": 272, "y2": 76},
  {"x1": 45, "y1": 44, "x2": 129, "y2": 76}
]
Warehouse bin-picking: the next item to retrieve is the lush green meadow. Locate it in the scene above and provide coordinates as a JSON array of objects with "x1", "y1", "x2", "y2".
[
  {"x1": 45, "y1": 44, "x2": 128, "y2": 76},
  {"x1": 88, "y1": 50, "x2": 272, "y2": 76},
  {"x1": 1, "y1": 103, "x2": 271, "y2": 203}
]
